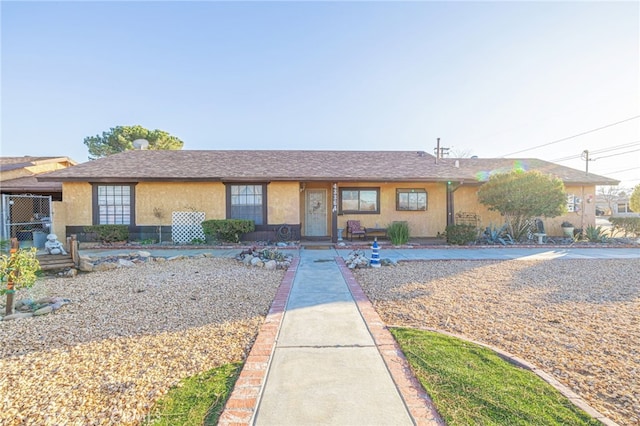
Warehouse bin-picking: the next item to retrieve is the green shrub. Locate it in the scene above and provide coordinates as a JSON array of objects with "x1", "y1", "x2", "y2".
[
  {"x1": 201, "y1": 219, "x2": 255, "y2": 243},
  {"x1": 1, "y1": 247, "x2": 40, "y2": 296},
  {"x1": 83, "y1": 225, "x2": 129, "y2": 243},
  {"x1": 445, "y1": 224, "x2": 477, "y2": 245},
  {"x1": 387, "y1": 221, "x2": 409, "y2": 245},
  {"x1": 609, "y1": 216, "x2": 640, "y2": 237}
]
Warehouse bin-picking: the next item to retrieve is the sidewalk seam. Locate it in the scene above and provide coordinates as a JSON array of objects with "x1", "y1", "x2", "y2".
[{"x1": 336, "y1": 256, "x2": 446, "y2": 426}]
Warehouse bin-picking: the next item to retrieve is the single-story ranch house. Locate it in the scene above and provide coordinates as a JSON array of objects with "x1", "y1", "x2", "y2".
[{"x1": 36, "y1": 149, "x2": 618, "y2": 243}]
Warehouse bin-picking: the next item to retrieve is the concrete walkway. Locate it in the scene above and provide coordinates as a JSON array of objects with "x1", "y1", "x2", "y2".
[{"x1": 219, "y1": 247, "x2": 443, "y2": 425}]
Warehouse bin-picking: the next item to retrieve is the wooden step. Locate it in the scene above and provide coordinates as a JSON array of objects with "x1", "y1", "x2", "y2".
[{"x1": 37, "y1": 254, "x2": 75, "y2": 270}]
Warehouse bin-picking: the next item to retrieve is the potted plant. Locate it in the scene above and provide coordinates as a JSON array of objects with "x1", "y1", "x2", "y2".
[{"x1": 561, "y1": 221, "x2": 575, "y2": 237}]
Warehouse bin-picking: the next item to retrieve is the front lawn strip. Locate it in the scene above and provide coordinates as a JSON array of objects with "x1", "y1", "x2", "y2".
[
  {"x1": 390, "y1": 328, "x2": 601, "y2": 425},
  {"x1": 145, "y1": 362, "x2": 242, "y2": 426}
]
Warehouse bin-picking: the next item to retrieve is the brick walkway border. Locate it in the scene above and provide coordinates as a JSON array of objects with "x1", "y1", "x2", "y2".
[
  {"x1": 336, "y1": 257, "x2": 446, "y2": 426},
  {"x1": 218, "y1": 257, "x2": 298, "y2": 425}
]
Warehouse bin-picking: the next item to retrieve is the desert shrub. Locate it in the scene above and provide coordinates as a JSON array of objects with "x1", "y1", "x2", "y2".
[
  {"x1": 84, "y1": 225, "x2": 129, "y2": 243},
  {"x1": 202, "y1": 219, "x2": 255, "y2": 243},
  {"x1": 583, "y1": 225, "x2": 608, "y2": 242},
  {"x1": 387, "y1": 221, "x2": 409, "y2": 245},
  {"x1": 479, "y1": 223, "x2": 513, "y2": 245},
  {"x1": 609, "y1": 216, "x2": 640, "y2": 237},
  {"x1": 445, "y1": 224, "x2": 477, "y2": 245}
]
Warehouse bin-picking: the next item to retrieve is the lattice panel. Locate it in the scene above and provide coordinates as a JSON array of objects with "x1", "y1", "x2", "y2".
[{"x1": 171, "y1": 211, "x2": 206, "y2": 243}]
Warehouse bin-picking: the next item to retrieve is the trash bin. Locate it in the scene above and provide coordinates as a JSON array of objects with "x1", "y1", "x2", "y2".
[{"x1": 32, "y1": 231, "x2": 47, "y2": 249}]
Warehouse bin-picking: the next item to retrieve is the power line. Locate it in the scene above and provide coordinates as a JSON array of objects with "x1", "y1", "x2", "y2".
[
  {"x1": 551, "y1": 140, "x2": 640, "y2": 162},
  {"x1": 598, "y1": 166, "x2": 640, "y2": 175},
  {"x1": 501, "y1": 115, "x2": 640, "y2": 157},
  {"x1": 592, "y1": 148, "x2": 640, "y2": 161}
]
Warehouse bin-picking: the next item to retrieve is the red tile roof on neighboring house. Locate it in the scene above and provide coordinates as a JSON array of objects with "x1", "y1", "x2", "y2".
[{"x1": 35, "y1": 150, "x2": 619, "y2": 185}]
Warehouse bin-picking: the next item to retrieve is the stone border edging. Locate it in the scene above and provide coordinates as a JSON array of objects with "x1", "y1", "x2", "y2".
[
  {"x1": 218, "y1": 257, "x2": 298, "y2": 425},
  {"x1": 336, "y1": 256, "x2": 446, "y2": 426},
  {"x1": 391, "y1": 326, "x2": 621, "y2": 426}
]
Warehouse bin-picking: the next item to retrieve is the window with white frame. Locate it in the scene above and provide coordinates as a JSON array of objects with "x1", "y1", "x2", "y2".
[
  {"x1": 227, "y1": 184, "x2": 266, "y2": 225},
  {"x1": 93, "y1": 184, "x2": 133, "y2": 225}
]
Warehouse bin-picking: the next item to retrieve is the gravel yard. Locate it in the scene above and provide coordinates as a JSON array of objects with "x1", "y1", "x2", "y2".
[
  {"x1": 354, "y1": 258, "x2": 640, "y2": 426},
  {"x1": 0, "y1": 257, "x2": 284, "y2": 426}
]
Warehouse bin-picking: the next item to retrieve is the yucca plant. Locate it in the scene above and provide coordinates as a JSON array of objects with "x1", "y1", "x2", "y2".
[
  {"x1": 584, "y1": 225, "x2": 608, "y2": 243},
  {"x1": 387, "y1": 221, "x2": 410, "y2": 245}
]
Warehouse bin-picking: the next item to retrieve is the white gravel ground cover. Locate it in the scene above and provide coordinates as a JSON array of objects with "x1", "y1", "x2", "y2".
[
  {"x1": 0, "y1": 257, "x2": 284, "y2": 426},
  {"x1": 354, "y1": 258, "x2": 640, "y2": 426}
]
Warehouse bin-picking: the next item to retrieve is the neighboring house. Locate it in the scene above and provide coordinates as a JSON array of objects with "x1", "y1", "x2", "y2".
[
  {"x1": 35, "y1": 150, "x2": 618, "y2": 243},
  {"x1": 1, "y1": 156, "x2": 78, "y2": 243}
]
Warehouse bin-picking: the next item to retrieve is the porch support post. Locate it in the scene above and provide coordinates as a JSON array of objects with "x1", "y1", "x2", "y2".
[
  {"x1": 446, "y1": 182, "x2": 454, "y2": 227},
  {"x1": 331, "y1": 183, "x2": 338, "y2": 243},
  {"x1": 446, "y1": 181, "x2": 462, "y2": 227}
]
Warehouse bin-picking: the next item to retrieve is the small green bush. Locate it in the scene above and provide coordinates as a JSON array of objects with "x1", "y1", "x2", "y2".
[
  {"x1": 445, "y1": 224, "x2": 477, "y2": 245},
  {"x1": 84, "y1": 225, "x2": 129, "y2": 243},
  {"x1": 609, "y1": 216, "x2": 640, "y2": 237},
  {"x1": 1, "y1": 247, "x2": 40, "y2": 296},
  {"x1": 201, "y1": 219, "x2": 255, "y2": 243},
  {"x1": 387, "y1": 221, "x2": 409, "y2": 245}
]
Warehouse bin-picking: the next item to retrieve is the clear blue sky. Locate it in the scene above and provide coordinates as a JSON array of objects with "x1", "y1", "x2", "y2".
[{"x1": 2, "y1": 1, "x2": 638, "y2": 188}]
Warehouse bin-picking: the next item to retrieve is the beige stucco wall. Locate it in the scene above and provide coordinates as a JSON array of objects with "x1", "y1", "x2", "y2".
[
  {"x1": 135, "y1": 182, "x2": 226, "y2": 225},
  {"x1": 57, "y1": 180, "x2": 600, "y2": 240},
  {"x1": 62, "y1": 182, "x2": 93, "y2": 226},
  {"x1": 268, "y1": 182, "x2": 300, "y2": 224},
  {"x1": 334, "y1": 182, "x2": 448, "y2": 238},
  {"x1": 51, "y1": 201, "x2": 67, "y2": 240},
  {"x1": 60, "y1": 181, "x2": 299, "y2": 227},
  {"x1": 452, "y1": 183, "x2": 598, "y2": 236}
]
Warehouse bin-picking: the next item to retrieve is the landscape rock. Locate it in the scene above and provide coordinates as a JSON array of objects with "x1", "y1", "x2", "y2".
[
  {"x1": 3, "y1": 312, "x2": 34, "y2": 321},
  {"x1": 94, "y1": 262, "x2": 118, "y2": 272},
  {"x1": 117, "y1": 259, "x2": 136, "y2": 268},
  {"x1": 33, "y1": 306, "x2": 53, "y2": 316}
]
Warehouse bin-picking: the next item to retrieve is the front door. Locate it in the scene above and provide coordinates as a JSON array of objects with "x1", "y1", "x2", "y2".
[{"x1": 305, "y1": 189, "x2": 327, "y2": 236}]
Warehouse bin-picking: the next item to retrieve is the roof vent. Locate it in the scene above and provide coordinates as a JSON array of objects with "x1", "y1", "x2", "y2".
[{"x1": 133, "y1": 139, "x2": 149, "y2": 150}]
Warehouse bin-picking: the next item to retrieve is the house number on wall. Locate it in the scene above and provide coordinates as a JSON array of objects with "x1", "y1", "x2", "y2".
[{"x1": 332, "y1": 183, "x2": 338, "y2": 213}]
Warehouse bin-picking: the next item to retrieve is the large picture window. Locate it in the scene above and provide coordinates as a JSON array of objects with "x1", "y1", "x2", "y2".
[
  {"x1": 227, "y1": 184, "x2": 266, "y2": 225},
  {"x1": 92, "y1": 184, "x2": 134, "y2": 225},
  {"x1": 396, "y1": 188, "x2": 427, "y2": 211},
  {"x1": 340, "y1": 188, "x2": 380, "y2": 214}
]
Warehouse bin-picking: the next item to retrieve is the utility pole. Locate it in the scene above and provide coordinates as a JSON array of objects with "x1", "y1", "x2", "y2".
[
  {"x1": 434, "y1": 138, "x2": 450, "y2": 162},
  {"x1": 581, "y1": 149, "x2": 594, "y2": 175}
]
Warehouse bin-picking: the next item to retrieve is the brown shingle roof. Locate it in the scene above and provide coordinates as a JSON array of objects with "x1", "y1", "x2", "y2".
[
  {"x1": 0, "y1": 156, "x2": 77, "y2": 172},
  {"x1": 35, "y1": 150, "x2": 619, "y2": 185},
  {"x1": 0, "y1": 175, "x2": 62, "y2": 192}
]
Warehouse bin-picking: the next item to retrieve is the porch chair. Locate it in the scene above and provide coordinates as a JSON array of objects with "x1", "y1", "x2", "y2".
[{"x1": 346, "y1": 220, "x2": 366, "y2": 241}]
